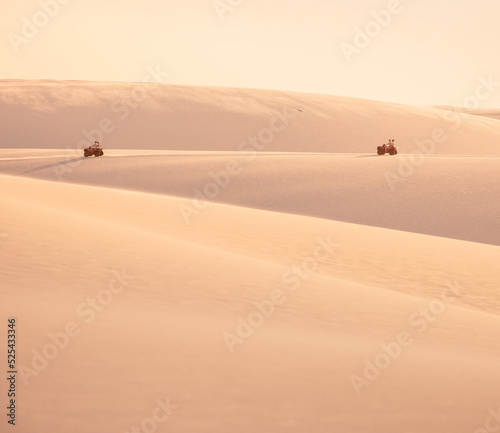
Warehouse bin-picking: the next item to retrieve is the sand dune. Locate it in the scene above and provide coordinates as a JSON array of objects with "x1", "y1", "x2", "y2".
[
  {"x1": 1, "y1": 173, "x2": 500, "y2": 433},
  {"x1": 434, "y1": 105, "x2": 500, "y2": 121},
  {"x1": 1, "y1": 81, "x2": 500, "y2": 433},
  {"x1": 1, "y1": 80, "x2": 500, "y2": 155},
  {"x1": 1, "y1": 150, "x2": 499, "y2": 246}
]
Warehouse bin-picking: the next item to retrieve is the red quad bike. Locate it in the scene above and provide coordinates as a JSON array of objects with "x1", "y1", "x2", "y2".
[
  {"x1": 84, "y1": 146, "x2": 104, "y2": 157},
  {"x1": 377, "y1": 143, "x2": 398, "y2": 155}
]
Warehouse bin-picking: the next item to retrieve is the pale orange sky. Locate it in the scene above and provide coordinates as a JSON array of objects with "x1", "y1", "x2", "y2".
[{"x1": 2, "y1": 0, "x2": 500, "y2": 107}]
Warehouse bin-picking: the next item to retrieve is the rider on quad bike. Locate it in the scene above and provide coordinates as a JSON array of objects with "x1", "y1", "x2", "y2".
[
  {"x1": 84, "y1": 141, "x2": 104, "y2": 157},
  {"x1": 377, "y1": 139, "x2": 398, "y2": 155}
]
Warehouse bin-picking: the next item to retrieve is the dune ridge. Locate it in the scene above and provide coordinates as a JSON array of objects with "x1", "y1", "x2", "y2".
[{"x1": 1, "y1": 80, "x2": 500, "y2": 155}]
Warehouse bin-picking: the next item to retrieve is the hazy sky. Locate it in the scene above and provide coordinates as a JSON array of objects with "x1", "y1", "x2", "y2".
[{"x1": 2, "y1": 0, "x2": 500, "y2": 106}]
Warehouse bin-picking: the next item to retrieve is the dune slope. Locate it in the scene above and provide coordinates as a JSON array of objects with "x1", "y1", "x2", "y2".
[
  {"x1": 2, "y1": 80, "x2": 500, "y2": 433},
  {"x1": 1, "y1": 174, "x2": 500, "y2": 433},
  {"x1": 1, "y1": 150, "x2": 499, "y2": 246},
  {"x1": 1, "y1": 80, "x2": 500, "y2": 155}
]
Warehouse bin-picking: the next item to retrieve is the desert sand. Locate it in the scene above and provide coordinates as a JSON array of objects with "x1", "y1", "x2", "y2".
[{"x1": 1, "y1": 81, "x2": 499, "y2": 433}]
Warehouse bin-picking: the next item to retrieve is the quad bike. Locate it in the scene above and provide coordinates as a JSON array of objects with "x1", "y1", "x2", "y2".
[
  {"x1": 377, "y1": 142, "x2": 398, "y2": 155},
  {"x1": 84, "y1": 146, "x2": 104, "y2": 157}
]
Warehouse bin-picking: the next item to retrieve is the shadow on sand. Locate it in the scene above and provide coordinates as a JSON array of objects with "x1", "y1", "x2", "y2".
[{"x1": 23, "y1": 157, "x2": 85, "y2": 174}]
